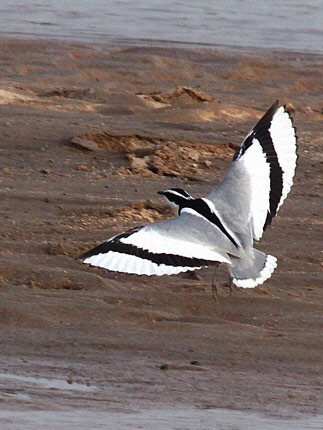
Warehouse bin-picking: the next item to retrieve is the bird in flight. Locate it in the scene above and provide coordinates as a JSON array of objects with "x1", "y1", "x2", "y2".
[{"x1": 79, "y1": 101, "x2": 297, "y2": 296}]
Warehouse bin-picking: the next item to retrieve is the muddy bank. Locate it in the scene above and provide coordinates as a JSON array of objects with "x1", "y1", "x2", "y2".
[{"x1": 0, "y1": 38, "x2": 322, "y2": 422}]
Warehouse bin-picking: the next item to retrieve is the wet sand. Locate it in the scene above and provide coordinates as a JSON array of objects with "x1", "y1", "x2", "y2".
[{"x1": 0, "y1": 38, "x2": 322, "y2": 426}]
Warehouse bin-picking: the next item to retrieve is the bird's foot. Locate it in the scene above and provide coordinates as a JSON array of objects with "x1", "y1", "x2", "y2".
[
  {"x1": 226, "y1": 278, "x2": 235, "y2": 296},
  {"x1": 211, "y1": 282, "x2": 218, "y2": 301}
]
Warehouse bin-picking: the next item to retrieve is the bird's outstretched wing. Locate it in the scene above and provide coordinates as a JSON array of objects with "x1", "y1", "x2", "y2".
[
  {"x1": 207, "y1": 101, "x2": 297, "y2": 241},
  {"x1": 79, "y1": 212, "x2": 238, "y2": 276}
]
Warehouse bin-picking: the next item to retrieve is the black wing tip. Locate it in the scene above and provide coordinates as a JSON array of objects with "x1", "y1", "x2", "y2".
[
  {"x1": 78, "y1": 226, "x2": 145, "y2": 261},
  {"x1": 270, "y1": 99, "x2": 280, "y2": 112},
  {"x1": 78, "y1": 247, "x2": 99, "y2": 260},
  {"x1": 259, "y1": 100, "x2": 280, "y2": 124},
  {"x1": 78, "y1": 251, "x2": 90, "y2": 260},
  {"x1": 248, "y1": 99, "x2": 298, "y2": 148},
  {"x1": 78, "y1": 241, "x2": 110, "y2": 260},
  {"x1": 233, "y1": 100, "x2": 281, "y2": 161}
]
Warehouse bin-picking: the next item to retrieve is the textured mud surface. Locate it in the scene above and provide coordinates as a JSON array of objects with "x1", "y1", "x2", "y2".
[{"x1": 0, "y1": 39, "x2": 322, "y2": 418}]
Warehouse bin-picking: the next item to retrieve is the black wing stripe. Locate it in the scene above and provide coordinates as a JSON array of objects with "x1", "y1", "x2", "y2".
[
  {"x1": 79, "y1": 227, "x2": 211, "y2": 268},
  {"x1": 234, "y1": 101, "x2": 284, "y2": 230},
  {"x1": 185, "y1": 199, "x2": 239, "y2": 247}
]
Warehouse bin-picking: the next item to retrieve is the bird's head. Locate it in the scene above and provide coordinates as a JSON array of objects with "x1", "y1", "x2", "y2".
[{"x1": 157, "y1": 188, "x2": 193, "y2": 212}]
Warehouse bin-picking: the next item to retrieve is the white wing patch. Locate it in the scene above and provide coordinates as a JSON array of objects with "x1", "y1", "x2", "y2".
[
  {"x1": 120, "y1": 226, "x2": 231, "y2": 264},
  {"x1": 233, "y1": 105, "x2": 297, "y2": 241},
  {"x1": 82, "y1": 216, "x2": 232, "y2": 277},
  {"x1": 241, "y1": 139, "x2": 271, "y2": 240},
  {"x1": 84, "y1": 251, "x2": 202, "y2": 276},
  {"x1": 269, "y1": 107, "x2": 297, "y2": 211}
]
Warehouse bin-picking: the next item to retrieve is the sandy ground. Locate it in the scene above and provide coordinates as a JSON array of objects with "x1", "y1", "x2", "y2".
[{"x1": 0, "y1": 38, "x2": 322, "y2": 424}]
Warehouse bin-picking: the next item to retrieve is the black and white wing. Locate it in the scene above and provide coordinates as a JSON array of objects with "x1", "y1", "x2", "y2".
[
  {"x1": 80, "y1": 212, "x2": 237, "y2": 276},
  {"x1": 207, "y1": 101, "x2": 297, "y2": 241}
]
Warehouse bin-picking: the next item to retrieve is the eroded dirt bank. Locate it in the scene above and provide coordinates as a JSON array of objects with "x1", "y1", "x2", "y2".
[{"x1": 0, "y1": 39, "x2": 322, "y2": 419}]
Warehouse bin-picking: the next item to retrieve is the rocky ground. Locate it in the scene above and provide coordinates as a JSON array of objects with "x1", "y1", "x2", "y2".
[{"x1": 0, "y1": 38, "x2": 322, "y2": 420}]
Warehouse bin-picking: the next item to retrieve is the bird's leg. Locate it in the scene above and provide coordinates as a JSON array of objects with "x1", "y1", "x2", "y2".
[
  {"x1": 228, "y1": 277, "x2": 234, "y2": 296},
  {"x1": 211, "y1": 263, "x2": 220, "y2": 301}
]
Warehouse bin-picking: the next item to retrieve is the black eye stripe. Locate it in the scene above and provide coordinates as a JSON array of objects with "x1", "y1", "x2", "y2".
[{"x1": 164, "y1": 193, "x2": 184, "y2": 205}]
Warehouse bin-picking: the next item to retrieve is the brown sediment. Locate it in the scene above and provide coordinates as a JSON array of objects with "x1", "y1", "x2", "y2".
[
  {"x1": 0, "y1": 38, "x2": 322, "y2": 417},
  {"x1": 69, "y1": 132, "x2": 235, "y2": 178},
  {"x1": 138, "y1": 86, "x2": 215, "y2": 105}
]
